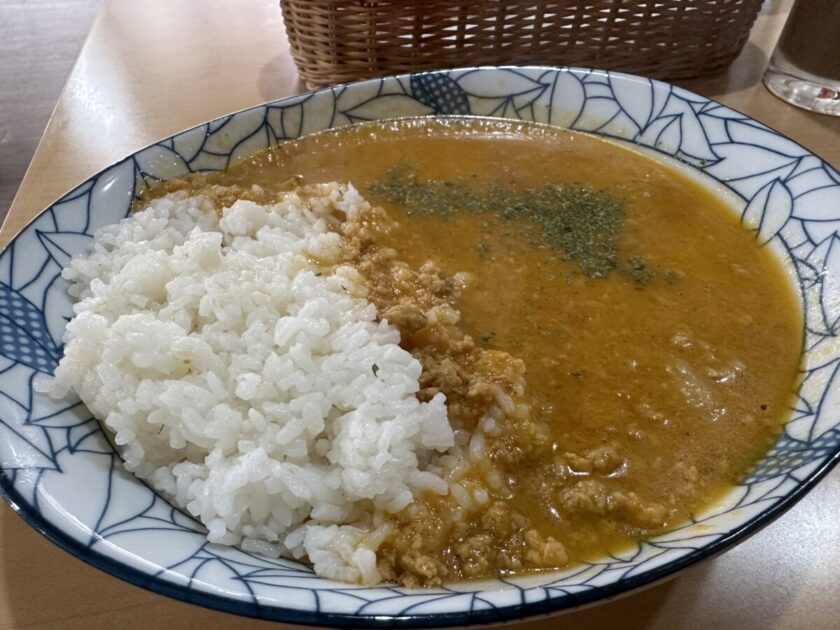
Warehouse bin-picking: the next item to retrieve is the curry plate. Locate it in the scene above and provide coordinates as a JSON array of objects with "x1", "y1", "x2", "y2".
[{"x1": 0, "y1": 67, "x2": 838, "y2": 627}]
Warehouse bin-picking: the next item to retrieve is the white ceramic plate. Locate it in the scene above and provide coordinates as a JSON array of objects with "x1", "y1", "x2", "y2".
[{"x1": 1, "y1": 67, "x2": 838, "y2": 628}]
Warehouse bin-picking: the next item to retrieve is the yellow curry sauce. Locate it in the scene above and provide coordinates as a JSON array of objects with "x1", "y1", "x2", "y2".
[{"x1": 146, "y1": 118, "x2": 802, "y2": 584}]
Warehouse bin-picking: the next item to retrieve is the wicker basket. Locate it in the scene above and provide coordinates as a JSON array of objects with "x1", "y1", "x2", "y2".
[{"x1": 281, "y1": 0, "x2": 763, "y2": 88}]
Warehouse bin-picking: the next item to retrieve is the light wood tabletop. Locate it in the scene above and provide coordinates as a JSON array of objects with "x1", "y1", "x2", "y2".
[
  {"x1": 1, "y1": 1, "x2": 839, "y2": 628},
  {"x1": 0, "y1": 0, "x2": 99, "y2": 217}
]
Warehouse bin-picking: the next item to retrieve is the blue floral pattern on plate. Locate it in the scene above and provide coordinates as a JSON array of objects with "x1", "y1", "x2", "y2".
[{"x1": 0, "y1": 66, "x2": 838, "y2": 628}]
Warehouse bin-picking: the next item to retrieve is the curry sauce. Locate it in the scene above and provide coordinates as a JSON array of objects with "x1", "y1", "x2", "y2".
[{"x1": 148, "y1": 117, "x2": 802, "y2": 583}]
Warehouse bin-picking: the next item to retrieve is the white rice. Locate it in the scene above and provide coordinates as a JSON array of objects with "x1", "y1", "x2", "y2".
[{"x1": 36, "y1": 183, "x2": 455, "y2": 584}]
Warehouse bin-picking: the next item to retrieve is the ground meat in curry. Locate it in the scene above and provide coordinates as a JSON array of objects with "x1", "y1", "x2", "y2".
[{"x1": 337, "y1": 210, "x2": 673, "y2": 586}]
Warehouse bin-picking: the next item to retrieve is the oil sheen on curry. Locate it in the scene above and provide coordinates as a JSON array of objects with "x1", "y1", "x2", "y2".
[{"x1": 149, "y1": 117, "x2": 802, "y2": 586}]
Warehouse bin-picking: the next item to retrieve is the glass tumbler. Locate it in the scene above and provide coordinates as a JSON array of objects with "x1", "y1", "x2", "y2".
[{"x1": 763, "y1": 0, "x2": 840, "y2": 116}]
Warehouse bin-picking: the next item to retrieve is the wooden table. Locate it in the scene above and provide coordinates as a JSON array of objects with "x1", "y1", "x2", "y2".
[
  {"x1": 0, "y1": 0, "x2": 99, "y2": 217},
  {"x1": 2, "y1": 1, "x2": 838, "y2": 628}
]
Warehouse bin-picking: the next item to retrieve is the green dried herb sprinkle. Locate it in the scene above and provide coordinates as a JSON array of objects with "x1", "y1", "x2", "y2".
[
  {"x1": 622, "y1": 255, "x2": 655, "y2": 285},
  {"x1": 369, "y1": 163, "x2": 634, "y2": 279}
]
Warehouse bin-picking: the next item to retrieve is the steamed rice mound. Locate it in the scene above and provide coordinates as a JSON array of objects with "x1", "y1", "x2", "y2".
[{"x1": 38, "y1": 184, "x2": 454, "y2": 584}]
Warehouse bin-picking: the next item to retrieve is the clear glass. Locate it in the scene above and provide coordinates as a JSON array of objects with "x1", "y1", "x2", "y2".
[{"x1": 763, "y1": 0, "x2": 840, "y2": 116}]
